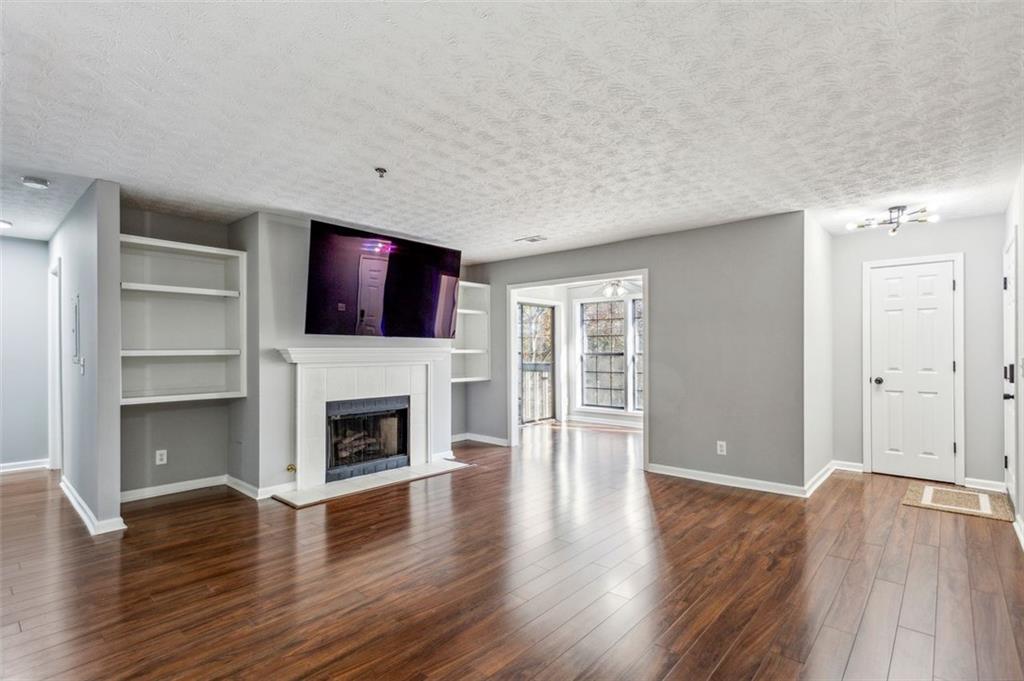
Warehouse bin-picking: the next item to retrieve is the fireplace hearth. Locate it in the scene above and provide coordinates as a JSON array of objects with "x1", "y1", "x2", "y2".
[{"x1": 326, "y1": 396, "x2": 410, "y2": 482}]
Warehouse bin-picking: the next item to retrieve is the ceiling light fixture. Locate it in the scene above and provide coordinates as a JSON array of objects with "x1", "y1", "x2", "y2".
[
  {"x1": 514, "y1": 235, "x2": 547, "y2": 243},
  {"x1": 374, "y1": 167, "x2": 387, "y2": 178},
  {"x1": 601, "y1": 280, "x2": 627, "y2": 298},
  {"x1": 846, "y1": 205, "x2": 939, "y2": 236},
  {"x1": 0, "y1": 220, "x2": 13, "y2": 230},
  {"x1": 21, "y1": 176, "x2": 50, "y2": 190}
]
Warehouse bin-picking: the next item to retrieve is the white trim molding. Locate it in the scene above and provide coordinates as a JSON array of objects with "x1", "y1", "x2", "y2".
[
  {"x1": 60, "y1": 476, "x2": 127, "y2": 535},
  {"x1": 646, "y1": 463, "x2": 809, "y2": 497},
  {"x1": 0, "y1": 458, "x2": 50, "y2": 473},
  {"x1": 225, "y1": 476, "x2": 296, "y2": 501},
  {"x1": 861, "y1": 253, "x2": 966, "y2": 486},
  {"x1": 1014, "y1": 515, "x2": 1024, "y2": 552},
  {"x1": 964, "y1": 477, "x2": 1009, "y2": 493},
  {"x1": 121, "y1": 475, "x2": 229, "y2": 502},
  {"x1": 647, "y1": 459, "x2": 866, "y2": 499},
  {"x1": 452, "y1": 432, "x2": 509, "y2": 447}
]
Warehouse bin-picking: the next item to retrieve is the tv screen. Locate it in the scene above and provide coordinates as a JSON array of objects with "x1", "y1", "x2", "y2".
[{"x1": 304, "y1": 220, "x2": 462, "y2": 338}]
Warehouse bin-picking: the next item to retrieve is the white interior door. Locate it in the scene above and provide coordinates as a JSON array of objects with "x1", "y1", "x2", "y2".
[
  {"x1": 868, "y1": 260, "x2": 956, "y2": 482},
  {"x1": 1005, "y1": 236, "x2": 1017, "y2": 506},
  {"x1": 356, "y1": 254, "x2": 389, "y2": 335}
]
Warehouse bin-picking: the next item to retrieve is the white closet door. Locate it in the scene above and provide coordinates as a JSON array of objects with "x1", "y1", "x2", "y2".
[{"x1": 869, "y1": 261, "x2": 956, "y2": 482}]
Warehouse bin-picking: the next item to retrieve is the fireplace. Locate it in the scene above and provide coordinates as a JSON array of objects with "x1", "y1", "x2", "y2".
[{"x1": 325, "y1": 396, "x2": 410, "y2": 482}]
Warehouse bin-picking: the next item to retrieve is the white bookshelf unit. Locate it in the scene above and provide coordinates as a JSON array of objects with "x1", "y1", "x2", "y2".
[
  {"x1": 119, "y1": 235, "x2": 247, "y2": 405},
  {"x1": 452, "y1": 281, "x2": 490, "y2": 383}
]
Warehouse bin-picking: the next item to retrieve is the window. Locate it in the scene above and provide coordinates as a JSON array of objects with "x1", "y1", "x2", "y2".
[
  {"x1": 632, "y1": 298, "x2": 644, "y2": 411},
  {"x1": 580, "y1": 301, "x2": 627, "y2": 409}
]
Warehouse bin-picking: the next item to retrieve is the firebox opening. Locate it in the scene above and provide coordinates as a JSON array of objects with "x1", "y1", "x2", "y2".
[{"x1": 325, "y1": 396, "x2": 410, "y2": 482}]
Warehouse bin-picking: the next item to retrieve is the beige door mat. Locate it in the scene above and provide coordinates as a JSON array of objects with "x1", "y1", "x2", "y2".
[{"x1": 901, "y1": 481, "x2": 1014, "y2": 522}]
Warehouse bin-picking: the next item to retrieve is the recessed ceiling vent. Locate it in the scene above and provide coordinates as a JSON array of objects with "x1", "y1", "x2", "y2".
[{"x1": 514, "y1": 235, "x2": 547, "y2": 243}]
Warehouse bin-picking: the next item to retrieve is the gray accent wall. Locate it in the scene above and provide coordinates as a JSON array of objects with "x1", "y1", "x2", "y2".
[
  {"x1": 451, "y1": 383, "x2": 467, "y2": 435},
  {"x1": 465, "y1": 212, "x2": 808, "y2": 486},
  {"x1": 120, "y1": 209, "x2": 232, "y2": 492},
  {"x1": 48, "y1": 180, "x2": 122, "y2": 523},
  {"x1": 0, "y1": 237, "x2": 50, "y2": 464},
  {"x1": 831, "y1": 214, "x2": 1005, "y2": 481}
]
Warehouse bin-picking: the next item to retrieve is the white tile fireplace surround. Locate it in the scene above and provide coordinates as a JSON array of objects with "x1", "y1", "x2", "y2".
[{"x1": 278, "y1": 347, "x2": 455, "y2": 492}]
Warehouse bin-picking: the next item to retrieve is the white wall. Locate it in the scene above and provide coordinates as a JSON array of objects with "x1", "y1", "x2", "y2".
[
  {"x1": 0, "y1": 237, "x2": 50, "y2": 465},
  {"x1": 832, "y1": 214, "x2": 1006, "y2": 482},
  {"x1": 803, "y1": 215, "x2": 834, "y2": 481},
  {"x1": 48, "y1": 180, "x2": 123, "y2": 528}
]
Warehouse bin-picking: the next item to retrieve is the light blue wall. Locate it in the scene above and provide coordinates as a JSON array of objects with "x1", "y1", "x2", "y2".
[{"x1": 0, "y1": 237, "x2": 50, "y2": 464}]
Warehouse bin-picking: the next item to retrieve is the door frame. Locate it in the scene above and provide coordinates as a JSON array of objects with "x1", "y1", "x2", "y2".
[
  {"x1": 48, "y1": 257, "x2": 64, "y2": 471},
  {"x1": 1006, "y1": 232, "x2": 1018, "y2": 504},
  {"x1": 505, "y1": 268, "x2": 649, "y2": 471},
  {"x1": 861, "y1": 253, "x2": 965, "y2": 485},
  {"x1": 515, "y1": 300, "x2": 558, "y2": 425}
]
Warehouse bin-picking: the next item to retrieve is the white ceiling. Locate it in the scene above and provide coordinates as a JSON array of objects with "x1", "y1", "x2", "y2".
[{"x1": 2, "y1": 2, "x2": 1021, "y2": 261}]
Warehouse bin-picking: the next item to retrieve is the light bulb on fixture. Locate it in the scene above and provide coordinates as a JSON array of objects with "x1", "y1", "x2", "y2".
[{"x1": 602, "y1": 280, "x2": 626, "y2": 298}]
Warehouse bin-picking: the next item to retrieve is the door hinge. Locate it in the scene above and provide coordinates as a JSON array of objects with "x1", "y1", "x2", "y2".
[
  {"x1": 1007, "y1": 455, "x2": 1010, "y2": 469},
  {"x1": 953, "y1": 360, "x2": 956, "y2": 373},
  {"x1": 1005, "y1": 276, "x2": 1009, "y2": 290},
  {"x1": 953, "y1": 442, "x2": 957, "y2": 455},
  {"x1": 952, "y1": 279, "x2": 957, "y2": 291}
]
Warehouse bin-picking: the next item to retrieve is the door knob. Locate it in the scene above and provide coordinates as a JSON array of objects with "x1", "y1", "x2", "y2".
[
  {"x1": 873, "y1": 377, "x2": 884, "y2": 385},
  {"x1": 1005, "y1": 393, "x2": 1016, "y2": 400}
]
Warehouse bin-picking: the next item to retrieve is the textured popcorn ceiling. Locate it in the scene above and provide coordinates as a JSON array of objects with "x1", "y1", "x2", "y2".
[{"x1": 2, "y1": 2, "x2": 1022, "y2": 260}]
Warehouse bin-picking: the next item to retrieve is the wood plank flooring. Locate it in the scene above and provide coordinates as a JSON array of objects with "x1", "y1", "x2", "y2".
[{"x1": 1, "y1": 422, "x2": 1022, "y2": 680}]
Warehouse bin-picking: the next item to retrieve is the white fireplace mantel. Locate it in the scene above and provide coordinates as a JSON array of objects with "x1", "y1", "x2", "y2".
[{"x1": 279, "y1": 346, "x2": 453, "y2": 490}]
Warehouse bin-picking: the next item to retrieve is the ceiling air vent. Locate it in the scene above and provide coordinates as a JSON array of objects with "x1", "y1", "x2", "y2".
[{"x1": 514, "y1": 235, "x2": 547, "y2": 243}]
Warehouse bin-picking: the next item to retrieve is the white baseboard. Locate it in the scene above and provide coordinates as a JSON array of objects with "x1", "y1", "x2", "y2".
[
  {"x1": 121, "y1": 475, "x2": 229, "y2": 502},
  {"x1": 225, "y1": 475, "x2": 295, "y2": 500},
  {"x1": 831, "y1": 460, "x2": 864, "y2": 473},
  {"x1": 60, "y1": 475, "x2": 126, "y2": 535},
  {"x1": 452, "y1": 433, "x2": 509, "y2": 447},
  {"x1": 647, "y1": 459, "x2": 865, "y2": 499},
  {"x1": 803, "y1": 462, "x2": 834, "y2": 498},
  {"x1": 566, "y1": 414, "x2": 643, "y2": 428},
  {"x1": 646, "y1": 463, "x2": 809, "y2": 497},
  {"x1": 964, "y1": 477, "x2": 1008, "y2": 493},
  {"x1": 0, "y1": 458, "x2": 50, "y2": 473},
  {"x1": 1014, "y1": 514, "x2": 1024, "y2": 552}
]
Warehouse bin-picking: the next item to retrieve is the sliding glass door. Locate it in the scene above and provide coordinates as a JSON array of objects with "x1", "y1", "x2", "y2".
[{"x1": 518, "y1": 303, "x2": 555, "y2": 424}]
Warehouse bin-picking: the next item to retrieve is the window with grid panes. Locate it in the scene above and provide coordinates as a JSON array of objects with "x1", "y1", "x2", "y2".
[{"x1": 580, "y1": 301, "x2": 626, "y2": 408}]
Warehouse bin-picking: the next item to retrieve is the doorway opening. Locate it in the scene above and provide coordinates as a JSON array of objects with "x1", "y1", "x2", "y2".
[{"x1": 507, "y1": 269, "x2": 648, "y2": 469}]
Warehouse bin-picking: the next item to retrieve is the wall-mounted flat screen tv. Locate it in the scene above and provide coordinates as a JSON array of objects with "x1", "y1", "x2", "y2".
[{"x1": 304, "y1": 220, "x2": 462, "y2": 338}]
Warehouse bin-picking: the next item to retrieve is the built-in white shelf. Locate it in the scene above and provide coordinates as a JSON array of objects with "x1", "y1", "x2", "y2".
[
  {"x1": 120, "y1": 234, "x2": 247, "y2": 406},
  {"x1": 452, "y1": 281, "x2": 490, "y2": 384},
  {"x1": 121, "y1": 389, "x2": 245, "y2": 406},
  {"x1": 121, "y1": 282, "x2": 240, "y2": 298},
  {"x1": 121, "y1": 349, "x2": 242, "y2": 358}
]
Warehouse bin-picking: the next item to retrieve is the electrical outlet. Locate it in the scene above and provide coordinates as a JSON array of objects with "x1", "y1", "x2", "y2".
[
  {"x1": 716, "y1": 441, "x2": 727, "y2": 456},
  {"x1": 336, "y1": 302, "x2": 346, "y2": 312},
  {"x1": 155, "y1": 449, "x2": 168, "y2": 466}
]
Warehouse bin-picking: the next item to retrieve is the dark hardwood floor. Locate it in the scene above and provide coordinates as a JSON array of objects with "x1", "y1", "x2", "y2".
[{"x1": 2, "y1": 422, "x2": 1022, "y2": 680}]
